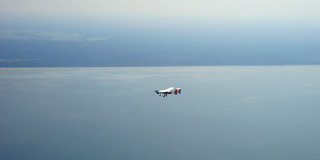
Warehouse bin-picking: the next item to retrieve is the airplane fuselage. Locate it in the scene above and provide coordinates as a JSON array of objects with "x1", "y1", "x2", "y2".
[{"x1": 155, "y1": 87, "x2": 181, "y2": 97}]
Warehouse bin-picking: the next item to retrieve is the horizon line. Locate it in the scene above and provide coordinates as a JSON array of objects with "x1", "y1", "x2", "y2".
[{"x1": 1, "y1": 64, "x2": 320, "y2": 69}]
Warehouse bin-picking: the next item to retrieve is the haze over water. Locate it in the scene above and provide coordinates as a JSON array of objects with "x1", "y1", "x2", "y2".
[{"x1": 1, "y1": 66, "x2": 320, "y2": 160}]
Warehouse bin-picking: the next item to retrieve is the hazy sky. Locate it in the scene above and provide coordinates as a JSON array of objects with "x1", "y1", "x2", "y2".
[
  {"x1": 1, "y1": 0, "x2": 320, "y2": 21},
  {"x1": 1, "y1": 0, "x2": 320, "y2": 67}
]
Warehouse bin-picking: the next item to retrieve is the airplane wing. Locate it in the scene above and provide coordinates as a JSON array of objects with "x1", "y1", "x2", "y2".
[
  {"x1": 155, "y1": 87, "x2": 173, "y2": 93},
  {"x1": 163, "y1": 87, "x2": 174, "y2": 92}
]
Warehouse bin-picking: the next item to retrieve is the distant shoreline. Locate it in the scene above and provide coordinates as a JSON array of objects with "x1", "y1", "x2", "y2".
[{"x1": 1, "y1": 65, "x2": 319, "y2": 69}]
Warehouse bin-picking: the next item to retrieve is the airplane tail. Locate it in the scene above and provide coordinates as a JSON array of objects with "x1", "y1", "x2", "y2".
[{"x1": 174, "y1": 88, "x2": 182, "y2": 95}]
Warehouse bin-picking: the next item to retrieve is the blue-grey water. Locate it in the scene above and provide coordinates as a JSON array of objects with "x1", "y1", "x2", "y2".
[{"x1": 1, "y1": 66, "x2": 320, "y2": 160}]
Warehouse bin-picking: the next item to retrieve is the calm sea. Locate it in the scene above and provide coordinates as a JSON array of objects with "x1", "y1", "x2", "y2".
[{"x1": 1, "y1": 66, "x2": 320, "y2": 160}]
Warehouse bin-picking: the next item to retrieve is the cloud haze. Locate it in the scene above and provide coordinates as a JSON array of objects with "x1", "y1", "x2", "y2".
[
  {"x1": 1, "y1": 0, "x2": 320, "y2": 20},
  {"x1": 0, "y1": 29, "x2": 107, "y2": 42},
  {"x1": 1, "y1": 0, "x2": 320, "y2": 67}
]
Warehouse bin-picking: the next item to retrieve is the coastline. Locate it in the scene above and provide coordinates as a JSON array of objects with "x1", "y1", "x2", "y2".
[{"x1": 0, "y1": 64, "x2": 320, "y2": 69}]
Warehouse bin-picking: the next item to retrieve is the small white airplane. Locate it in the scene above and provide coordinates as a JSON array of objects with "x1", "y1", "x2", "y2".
[{"x1": 155, "y1": 87, "x2": 182, "y2": 97}]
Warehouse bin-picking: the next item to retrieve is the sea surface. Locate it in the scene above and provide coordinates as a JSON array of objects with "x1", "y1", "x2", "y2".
[{"x1": 1, "y1": 66, "x2": 320, "y2": 160}]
